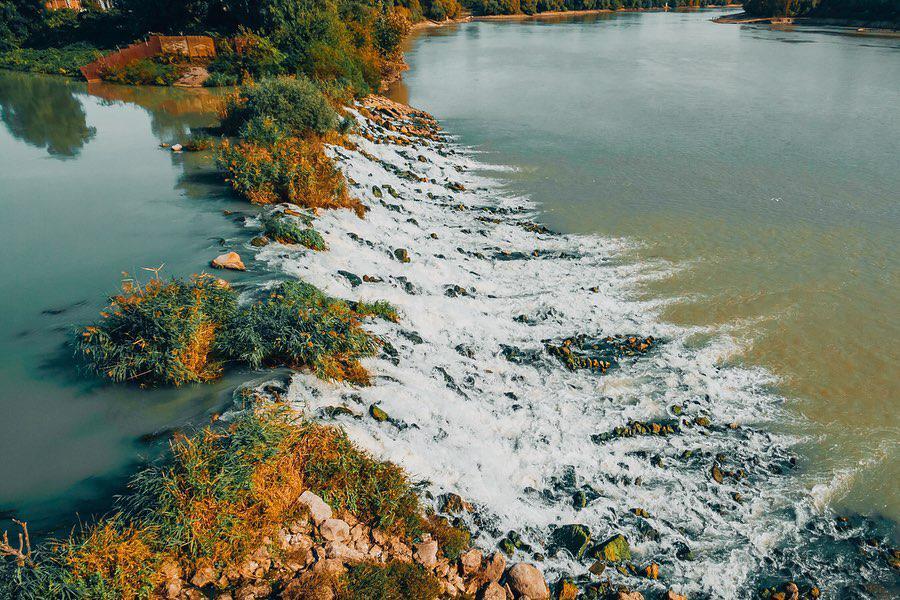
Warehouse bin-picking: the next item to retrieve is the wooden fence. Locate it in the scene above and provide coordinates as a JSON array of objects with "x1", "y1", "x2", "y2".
[{"x1": 80, "y1": 36, "x2": 216, "y2": 83}]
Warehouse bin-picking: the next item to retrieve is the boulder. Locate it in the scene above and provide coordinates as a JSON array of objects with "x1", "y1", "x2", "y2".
[
  {"x1": 211, "y1": 251, "x2": 246, "y2": 271},
  {"x1": 616, "y1": 592, "x2": 644, "y2": 600},
  {"x1": 319, "y1": 519, "x2": 350, "y2": 543},
  {"x1": 479, "y1": 582, "x2": 505, "y2": 600},
  {"x1": 190, "y1": 560, "x2": 216, "y2": 588},
  {"x1": 551, "y1": 524, "x2": 591, "y2": 559},
  {"x1": 595, "y1": 534, "x2": 631, "y2": 562},
  {"x1": 394, "y1": 248, "x2": 411, "y2": 263},
  {"x1": 481, "y1": 552, "x2": 506, "y2": 584},
  {"x1": 171, "y1": 143, "x2": 183, "y2": 152},
  {"x1": 665, "y1": 591, "x2": 687, "y2": 600},
  {"x1": 414, "y1": 539, "x2": 439, "y2": 568},
  {"x1": 370, "y1": 405, "x2": 389, "y2": 422},
  {"x1": 558, "y1": 580, "x2": 579, "y2": 600},
  {"x1": 299, "y1": 491, "x2": 333, "y2": 525},
  {"x1": 460, "y1": 548, "x2": 483, "y2": 576},
  {"x1": 506, "y1": 563, "x2": 549, "y2": 600}
]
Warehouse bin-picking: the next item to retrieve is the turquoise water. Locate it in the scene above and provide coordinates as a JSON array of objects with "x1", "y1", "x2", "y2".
[
  {"x1": 388, "y1": 10, "x2": 900, "y2": 526},
  {"x1": 0, "y1": 71, "x2": 273, "y2": 534}
]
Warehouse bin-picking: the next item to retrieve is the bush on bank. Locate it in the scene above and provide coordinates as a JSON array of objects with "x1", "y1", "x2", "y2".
[
  {"x1": 75, "y1": 275, "x2": 237, "y2": 387},
  {"x1": 76, "y1": 277, "x2": 397, "y2": 388},
  {"x1": 2, "y1": 403, "x2": 455, "y2": 599}
]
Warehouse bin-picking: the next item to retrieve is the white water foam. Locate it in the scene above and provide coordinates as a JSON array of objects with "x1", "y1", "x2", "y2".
[{"x1": 247, "y1": 109, "x2": 863, "y2": 598}]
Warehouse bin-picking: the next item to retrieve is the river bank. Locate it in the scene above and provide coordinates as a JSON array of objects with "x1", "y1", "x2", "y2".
[{"x1": 713, "y1": 12, "x2": 900, "y2": 33}]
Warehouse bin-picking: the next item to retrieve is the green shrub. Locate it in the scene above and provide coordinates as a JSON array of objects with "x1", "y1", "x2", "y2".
[
  {"x1": 218, "y1": 280, "x2": 384, "y2": 385},
  {"x1": 75, "y1": 275, "x2": 238, "y2": 387},
  {"x1": 344, "y1": 562, "x2": 441, "y2": 600},
  {"x1": 423, "y1": 0, "x2": 463, "y2": 20},
  {"x1": 220, "y1": 76, "x2": 340, "y2": 136},
  {"x1": 207, "y1": 29, "x2": 285, "y2": 86},
  {"x1": 99, "y1": 56, "x2": 184, "y2": 86},
  {"x1": 262, "y1": 213, "x2": 327, "y2": 251},
  {"x1": 0, "y1": 43, "x2": 102, "y2": 76}
]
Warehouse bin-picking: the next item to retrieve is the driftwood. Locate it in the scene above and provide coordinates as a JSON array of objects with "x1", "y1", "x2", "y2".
[{"x1": 1, "y1": 520, "x2": 33, "y2": 567}]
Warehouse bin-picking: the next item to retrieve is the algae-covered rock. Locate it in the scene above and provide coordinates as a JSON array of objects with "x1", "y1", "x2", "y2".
[
  {"x1": 369, "y1": 405, "x2": 389, "y2": 422},
  {"x1": 551, "y1": 524, "x2": 591, "y2": 560},
  {"x1": 595, "y1": 534, "x2": 631, "y2": 562}
]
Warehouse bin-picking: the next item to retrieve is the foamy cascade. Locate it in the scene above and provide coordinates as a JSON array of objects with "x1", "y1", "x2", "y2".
[{"x1": 247, "y1": 107, "x2": 887, "y2": 598}]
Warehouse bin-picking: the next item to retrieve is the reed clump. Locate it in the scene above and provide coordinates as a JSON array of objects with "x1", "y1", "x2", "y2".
[{"x1": 76, "y1": 276, "x2": 398, "y2": 388}]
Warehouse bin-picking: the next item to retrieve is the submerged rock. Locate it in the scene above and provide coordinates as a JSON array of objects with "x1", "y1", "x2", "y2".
[
  {"x1": 394, "y1": 248, "x2": 411, "y2": 263},
  {"x1": 550, "y1": 524, "x2": 592, "y2": 560},
  {"x1": 594, "y1": 534, "x2": 631, "y2": 563},
  {"x1": 337, "y1": 270, "x2": 362, "y2": 287},
  {"x1": 546, "y1": 334, "x2": 656, "y2": 374},
  {"x1": 369, "y1": 405, "x2": 389, "y2": 422}
]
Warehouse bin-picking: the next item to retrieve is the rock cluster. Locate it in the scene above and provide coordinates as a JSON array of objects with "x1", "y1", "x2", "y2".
[{"x1": 152, "y1": 491, "x2": 552, "y2": 600}]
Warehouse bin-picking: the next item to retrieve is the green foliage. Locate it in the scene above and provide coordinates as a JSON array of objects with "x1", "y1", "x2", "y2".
[
  {"x1": 375, "y1": 7, "x2": 411, "y2": 56},
  {"x1": 206, "y1": 29, "x2": 285, "y2": 86},
  {"x1": 0, "y1": 42, "x2": 102, "y2": 76},
  {"x1": 0, "y1": 0, "x2": 43, "y2": 51},
  {"x1": 423, "y1": 515, "x2": 470, "y2": 561},
  {"x1": 262, "y1": 213, "x2": 328, "y2": 250},
  {"x1": 344, "y1": 561, "x2": 442, "y2": 600},
  {"x1": 423, "y1": 0, "x2": 463, "y2": 20},
  {"x1": 221, "y1": 76, "x2": 340, "y2": 136},
  {"x1": 4, "y1": 404, "x2": 438, "y2": 598},
  {"x1": 75, "y1": 275, "x2": 238, "y2": 387},
  {"x1": 217, "y1": 280, "x2": 382, "y2": 384},
  {"x1": 99, "y1": 56, "x2": 184, "y2": 86},
  {"x1": 743, "y1": 0, "x2": 899, "y2": 19}
]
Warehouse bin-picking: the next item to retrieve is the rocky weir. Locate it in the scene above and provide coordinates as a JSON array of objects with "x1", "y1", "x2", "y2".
[{"x1": 246, "y1": 97, "x2": 898, "y2": 599}]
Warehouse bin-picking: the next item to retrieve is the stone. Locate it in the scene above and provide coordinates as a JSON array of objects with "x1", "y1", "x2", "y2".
[
  {"x1": 171, "y1": 143, "x2": 183, "y2": 152},
  {"x1": 441, "y1": 492, "x2": 474, "y2": 514},
  {"x1": 324, "y1": 541, "x2": 366, "y2": 563},
  {"x1": 711, "y1": 464, "x2": 724, "y2": 484},
  {"x1": 414, "y1": 539, "x2": 439, "y2": 568},
  {"x1": 588, "y1": 560, "x2": 606, "y2": 577},
  {"x1": 338, "y1": 270, "x2": 362, "y2": 287},
  {"x1": 783, "y1": 583, "x2": 799, "y2": 600},
  {"x1": 211, "y1": 251, "x2": 245, "y2": 271},
  {"x1": 191, "y1": 560, "x2": 217, "y2": 588},
  {"x1": 299, "y1": 490, "x2": 333, "y2": 525},
  {"x1": 506, "y1": 563, "x2": 549, "y2": 600},
  {"x1": 460, "y1": 548, "x2": 483, "y2": 575},
  {"x1": 665, "y1": 591, "x2": 687, "y2": 600},
  {"x1": 595, "y1": 534, "x2": 631, "y2": 562},
  {"x1": 370, "y1": 405, "x2": 389, "y2": 422},
  {"x1": 616, "y1": 592, "x2": 643, "y2": 600},
  {"x1": 479, "y1": 582, "x2": 506, "y2": 600},
  {"x1": 319, "y1": 518, "x2": 350, "y2": 543},
  {"x1": 394, "y1": 248, "x2": 411, "y2": 263},
  {"x1": 644, "y1": 562, "x2": 659, "y2": 579},
  {"x1": 159, "y1": 559, "x2": 182, "y2": 598},
  {"x1": 551, "y1": 524, "x2": 591, "y2": 559},
  {"x1": 558, "y1": 580, "x2": 579, "y2": 600},
  {"x1": 250, "y1": 236, "x2": 269, "y2": 247},
  {"x1": 481, "y1": 552, "x2": 506, "y2": 584},
  {"x1": 312, "y1": 558, "x2": 346, "y2": 576}
]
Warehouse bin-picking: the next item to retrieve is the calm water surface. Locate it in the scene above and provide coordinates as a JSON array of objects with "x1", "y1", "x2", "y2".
[
  {"x1": 389, "y1": 10, "x2": 900, "y2": 525},
  {"x1": 0, "y1": 71, "x2": 273, "y2": 534}
]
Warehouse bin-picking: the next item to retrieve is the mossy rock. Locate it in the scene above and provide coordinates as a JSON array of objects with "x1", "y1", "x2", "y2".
[
  {"x1": 594, "y1": 534, "x2": 631, "y2": 563},
  {"x1": 551, "y1": 524, "x2": 591, "y2": 560},
  {"x1": 370, "y1": 405, "x2": 389, "y2": 422}
]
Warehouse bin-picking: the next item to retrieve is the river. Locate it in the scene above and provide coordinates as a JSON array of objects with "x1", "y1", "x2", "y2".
[
  {"x1": 388, "y1": 9, "x2": 900, "y2": 531},
  {"x1": 0, "y1": 71, "x2": 279, "y2": 535}
]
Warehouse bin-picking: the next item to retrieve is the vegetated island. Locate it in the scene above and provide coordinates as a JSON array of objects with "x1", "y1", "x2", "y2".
[
  {"x1": 714, "y1": 0, "x2": 899, "y2": 30},
  {"x1": 1, "y1": 2, "x2": 898, "y2": 600}
]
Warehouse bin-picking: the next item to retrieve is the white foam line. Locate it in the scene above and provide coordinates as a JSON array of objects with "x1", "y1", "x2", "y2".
[{"x1": 247, "y1": 110, "x2": 836, "y2": 597}]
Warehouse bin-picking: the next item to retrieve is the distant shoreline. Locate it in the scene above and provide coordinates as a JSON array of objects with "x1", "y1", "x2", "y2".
[{"x1": 713, "y1": 12, "x2": 900, "y2": 35}]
